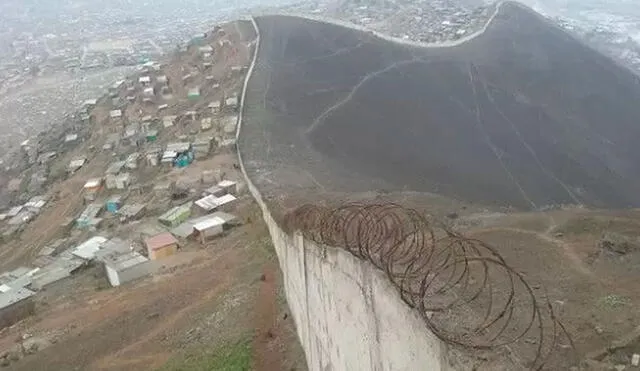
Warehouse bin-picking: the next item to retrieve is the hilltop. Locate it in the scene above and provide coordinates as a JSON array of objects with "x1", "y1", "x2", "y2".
[
  {"x1": 238, "y1": 2, "x2": 640, "y2": 369},
  {"x1": 240, "y1": 1, "x2": 640, "y2": 210}
]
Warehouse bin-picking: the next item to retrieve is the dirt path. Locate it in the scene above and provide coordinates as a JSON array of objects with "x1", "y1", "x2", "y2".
[
  {"x1": 252, "y1": 263, "x2": 285, "y2": 371},
  {"x1": 470, "y1": 225, "x2": 612, "y2": 287}
]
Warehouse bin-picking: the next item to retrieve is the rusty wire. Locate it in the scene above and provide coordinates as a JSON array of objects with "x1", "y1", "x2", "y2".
[{"x1": 281, "y1": 202, "x2": 574, "y2": 370}]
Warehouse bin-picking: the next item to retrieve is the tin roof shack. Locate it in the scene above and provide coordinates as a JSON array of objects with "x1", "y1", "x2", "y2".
[
  {"x1": 25, "y1": 195, "x2": 48, "y2": 214},
  {"x1": 193, "y1": 216, "x2": 225, "y2": 244},
  {"x1": 158, "y1": 202, "x2": 192, "y2": 228},
  {"x1": 105, "y1": 195, "x2": 123, "y2": 213},
  {"x1": 156, "y1": 75, "x2": 168, "y2": 85},
  {"x1": 218, "y1": 180, "x2": 238, "y2": 196},
  {"x1": 106, "y1": 160, "x2": 126, "y2": 176},
  {"x1": 172, "y1": 211, "x2": 238, "y2": 240},
  {"x1": 224, "y1": 96, "x2": 238, "y2": 111},
  {"x1": 72, "y1": 236, "x2": 108, "y2": 261},
  {"x1": 198, "y1": 45, "x2": 214, "y2": 55},
  {"x1": 7, "y1": 210, "x2": 35, "y2": 226},
  {"x1": 162, "y1": 115, "x2": 176, "y2": 128},
  {"x1": 223, "y1": 115, "x2": 238, "y2": 135},
  {"x1": 102, "y1": 251, "x2": 155, "y2": 287},
  {"x1": 162, "y1": 142, "x2": 193, "y2": 168},
  {"x1": 193, "y1": 136, "x2": 213, "y2": 159},
  {"x1": 203, "y1": 185, "x2": 226, "y2": 197},
  {"x1": 143, "y1": 87, "x2": 155, "y2": 98},
  {"x1": 68, "y1": 158, "x2": 86, "y2": 174},
  {"x1": 76, "y1": 202, "x2": 103, "y2": 229},
  {"x1": 194, "y1": 194, "x2": 237, "y2": 213},
  {"x1": 146, "y1": 146, "x2": 162, "y2": 166},
  {"x1": 83, "y1": 98, "x2": 98, "y2": 107},
  {"x1": 145, "y1": 232, "x2": 179, "y2": 260},
  {"x1": 208, "y1": 100, "x2": 221, "y2": 113},
  {"x1": 106, "y1": 172, "x2": 131, "y2": 190},
  {"x1": 0, "y1": 288, "x2": 35, "y2": 330},
  {"x1": 201, "y1": 117, "x2": 213, "y2": 131},
  {"x1": 109, "y1": 109, "x2": 123, "y2": 121},
  {"x1": 118, "y1": 203, "x2": 146, "y2": 223},
  {"x1": 187, "y1": 87, "x2": 201, "y2": 100},
  {"x1": 138, "y1": 75, "x2": 151, "y2": 86},
  {"x1": 83, "y1": 178, "x2": 103, "y2": 201},
  {"x1": 30, "y1": 250, "x2": 86, "y2": 290},
  {"x1": 0, "y1": 267, "x2": 34, "y2": 291},
  {"x1": 123, "y1": 153, "x2": 139, "y2": 170}
]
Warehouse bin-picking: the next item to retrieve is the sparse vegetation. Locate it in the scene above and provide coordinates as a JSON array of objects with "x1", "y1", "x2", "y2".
[
  {"x1": 555, "y1": 216, "x2": 640, "y2": 238},
  {"x1": 158, "y1": 339, "x2": 252, "y2": 371}
]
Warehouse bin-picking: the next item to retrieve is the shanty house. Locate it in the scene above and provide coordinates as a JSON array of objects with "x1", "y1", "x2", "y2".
[
  {"x1": 106, "y1": 195, "x2": 123, "y2": 213},
  {"x1": 201, "y1": 117, "x2": 213, "y2": 131},
  {"x1": 76, "y1": 202, "x2": 103, "y2": 228},
  {"x1": 218, "y1": 180, "x2": 238, "y2": 195},
  {"x1": 162, "y1": 115, "x2": 176, "y2": 128},
  {"x1": 83, "y1": 178, "x2": 103, "y2": 201},
  {"x1": 139, "y1": 75, "x2": 151, "y2": 86},
  {"x1": 68, "y1": 158, "x2": 86, "y2": 173},
  {"x1": 118, "y1": 203, "x2": 146, "y2": 223},
  {"x1": 198, "y1": 45, "x2": 213, "y2": 55},
  {"x1": 194, "y1": 193, "x2": 236, "y2": 213},
  {"x1": 109, "y1": 109, "x2": 122, "y2": 120},
  {"x1": 187, "y1": 87, "x2": 200, "y2": 100},
  {"x1": 158, "y1": 202, "x2": 192, "y2": 227},
  {"x1": 105, "y1": 172, "x2": 131, "y2": 190},
  {"x1": 83, "y1": 98, "x2": 98, "y2": 107},
  {"x1": 208, "y1": 100, "x2": 221, "y2": 113},
  {"x1": 193, "y1": 216, "x2": 225, "y2": 244},
  {"x1": 225, "y1": 96, "x2": 238, "y2": 110},
  {"x1": 0, "y1": 287, "x2": 36, "y2": 330},
  {"x1": 145, "y1": 232, "x2": 179, "y2": 260},
  {"x1": 103, "y1": 251, "x2": 154, "y2": 287},
  {"x1": 125, "y1": 152, "x2": 140, "y2": 169},
  {"x1": 71, "y1": 236, "x2": 108, "y2": 260}
]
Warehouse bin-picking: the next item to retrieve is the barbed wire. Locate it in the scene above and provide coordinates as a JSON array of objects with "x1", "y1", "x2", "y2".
[{"x1": 281, "y1": 202, "x2": 574, "y2": 370}]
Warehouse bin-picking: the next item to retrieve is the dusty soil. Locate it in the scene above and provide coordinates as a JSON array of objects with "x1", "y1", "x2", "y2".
[
  {"x1": 0, "y1": 202, "x2": 305, "y2": 371},
  {"x1": 0, "y1": 20, "x2": 306, "y2": 371}
]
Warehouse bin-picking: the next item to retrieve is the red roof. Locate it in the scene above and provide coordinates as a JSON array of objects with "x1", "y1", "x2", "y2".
[{"x1": 144, "y1": 232, "x2": 178, "y2": 251}]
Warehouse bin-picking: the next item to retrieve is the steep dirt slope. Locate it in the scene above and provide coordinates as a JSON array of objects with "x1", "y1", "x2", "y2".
[{"x1": 241, "y1": 1, "x2": 640, "y2": 209}]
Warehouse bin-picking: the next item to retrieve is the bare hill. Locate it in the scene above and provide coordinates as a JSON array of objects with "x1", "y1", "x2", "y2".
[{"x1": 240, "y1": 1, "x2": 640, "y2": 209}]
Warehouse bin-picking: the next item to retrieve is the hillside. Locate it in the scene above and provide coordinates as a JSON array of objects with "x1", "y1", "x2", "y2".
[
  {"x1": 240, "y1": 1, "x2": 640, "y2": 210},
  {"x1": 0, "y1": 21, "x2": 306, "y2": 371}
]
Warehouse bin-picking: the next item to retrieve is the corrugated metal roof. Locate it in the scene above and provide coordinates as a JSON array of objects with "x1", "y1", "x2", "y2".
[
  {"x1": 193, "y1": 216, "x2": 226, "y2": 231},
  {"x1": 158, "y1": 203, "x2": 192, "y2": 223},
  {"x1": 103, "y1": 251, "x2": 148, "y2": 272},
  {"x1": 72, "y1": 236, "x2": 108, "y2": 260},
  {"x1": 195, "y1": 194, "x2": 236, "y2": 212},
  {"x1": 166, "y1": 142, "x2": 191, "y2": 152},
  {"x1": 0, "y1": 287, "x2": 35, "y2": 309},
  {"x1": 170, "y1": 215, "x2": 213, "y2": 238},
  {"x1": 106, "y1": 161, "x2": 126, "y2": 175},
  {"x1": 84, "y1": 178, "x2": 102, "y2": 188},
  {"x1": 211, "y1": 211, "x2": 238, "y2": 224},
  {"x1": 195, "y1": 195, "x2": 218, "y2": 211},
  {"x1": 218, "y1": 180, "x2": 236, "y2": 188},
  {"x1": 215, "y1": 194, "x2": 236, "y2": 206}
]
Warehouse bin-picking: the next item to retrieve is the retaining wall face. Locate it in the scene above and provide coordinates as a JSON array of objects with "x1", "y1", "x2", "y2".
[
  {"x1": 238, "y1": 17, "x2": 449, "y2": 371},
  {"x1": 261, "y1": 207, "x2": 448, "y2": 370}
]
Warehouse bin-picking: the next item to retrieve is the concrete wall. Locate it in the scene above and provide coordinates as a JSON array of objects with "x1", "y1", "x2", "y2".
[{"x1": 233, "y1": 18, "x2": 451, "y2": 371}]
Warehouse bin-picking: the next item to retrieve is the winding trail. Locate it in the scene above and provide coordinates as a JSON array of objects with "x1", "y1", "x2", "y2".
[{"x1": 305, "y1": 57, "x2": 424, "y2": 135}]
